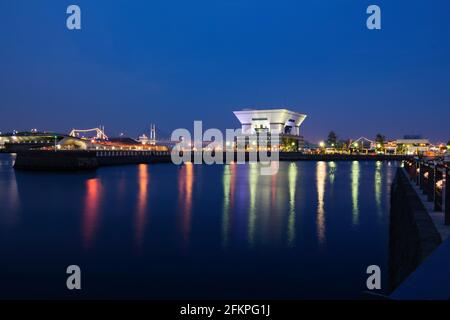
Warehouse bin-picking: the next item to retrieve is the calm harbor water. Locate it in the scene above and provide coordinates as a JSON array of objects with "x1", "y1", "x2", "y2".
[{"x1": 0, "y1": 154, "x2": 396, "y2": 299}]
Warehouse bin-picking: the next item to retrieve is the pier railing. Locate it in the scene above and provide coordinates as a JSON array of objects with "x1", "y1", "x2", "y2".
[{"x1": 403, "y1": 158, "x2": 449, "y2": 225}]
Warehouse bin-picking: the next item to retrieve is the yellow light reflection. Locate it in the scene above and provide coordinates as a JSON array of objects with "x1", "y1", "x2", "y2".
[
  {"x1": 328, "y1": 161, "x2": 336, "y2": 184},
  {"x1": 1, "y1": 161, "x2": 20, "y2": 227},
  {"x1": 135, "y1": 164, "x2": 149, "y2": 249},
  {"x1": 248, "y1": 163, "x2": 258, "y2": 247},
  {"x1": 83, "y1": 178, "x2": 102, "y2": 250},
  {"x1": 178, "y1": 162, "x2": 194, "y2": 250},
  {"x1": 351, "y1": 161, "x2": 360, "y2": 225},
  {"x1": 375, "y1": 161, "x2": 382, "y2": 213},
  {"x1": 222, "y1": 163, "x2": 235, "y2": 248},
  {"x1": 287, "y1": 162, "x2": 298, "y2": 246},
  {"x1": 316, "y1": 161, "x2": 326, "y2": 245}
]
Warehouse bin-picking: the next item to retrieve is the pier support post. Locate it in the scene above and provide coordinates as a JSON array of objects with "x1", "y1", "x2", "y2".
[
  {"x1": 445, "y1": 167, "x2": 450, "y2": 226},
  {"x1": 415, "y1": 161, "x2": 419, "y2": 183},
  {"x1": 407, "y1": 161, "x2": 415, "y2": 181},
  {"x1": 404, "y1": 161, "x2": 410, "y2": 177},
  {"x1": 422, "y1": 164, "x2": 428, "y2": 195},
  {"x1": 419, "y1": 162, "x2": 425, "y2": 191},
  {"x1": 427, "y1": 165, "x2": 435, "y2": 202},
  {"x1": 434, "y1": 167, "x2": 443, "y2": 212},
  {"x1": 416, "y1": 162, "x2": 421, "y2": 186}
]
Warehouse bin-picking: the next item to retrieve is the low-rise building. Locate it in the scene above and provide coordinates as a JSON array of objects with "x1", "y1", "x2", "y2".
[{"x1": 395, "y1": 136, "x2": 431, "y2": 155}]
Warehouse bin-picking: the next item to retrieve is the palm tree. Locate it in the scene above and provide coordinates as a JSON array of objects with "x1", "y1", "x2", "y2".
[
  {"x1": 375, "y1": 134, "x2": 386, "y2": 151},
  {"x1": 327, "y1": 131, "x2": 338, "y2": 147},
  {"x1": 375, "y1": 134, "x2": 385, "y2": 145}
]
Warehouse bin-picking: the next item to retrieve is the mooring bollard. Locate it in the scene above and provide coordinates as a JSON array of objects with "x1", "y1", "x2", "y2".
[
  {"x1": 423, "y1": 163, "x2": 429, "y2": 195},
  {"x1": 416, "y1": 162, "x2": 421, "y2": 186},
  {"x1": 419, "y1": 162, "x2": 426, "y2": 192},
  {"x1": 434, "y1": 167, "x2": 444, "y2": 212},
  {"x1": 414, "y1": 161, "x2": 419, "y2": 183},
  {"x1": 408, "y1": 161, "x2": 415, "y2": 180}
]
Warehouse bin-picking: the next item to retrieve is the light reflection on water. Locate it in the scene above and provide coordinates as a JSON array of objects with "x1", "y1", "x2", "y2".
[
  {"x1": 375, "y1": 161, "x2": 382, "y2": 214},
  {"x1": 351, "y1": 161, "x2": 360, "y2": 226},
  {"x1": 316, "y1": 161, "x2": 326, "y2": 246},
  {"x1": 83, "y1": 178, "x2": 102, "y2": 250},
  {"x1": 135, "y1": 164, "x2": 149, "y2": 250},
  {"x1": 248, "y1": 163, "x2": 258, "y2": 247},
  {"x1": 328, "y1": 161, "x2": 336, "y2": 184},
  {"x1": 178, "y1": 162, "x2": 194, "y2": 252},
  {"x1": 0, "y1": 155, "x2": 19, "y2": 227},
  {"x1": 0, "y1": 154, "x2": 397, "y2": 299},
  {"x1": 287, "y1": 162, "x2": 298, "y2": 246},
  {"x1": 222, "y1": 162, "x2": 236, "y2": 249}
]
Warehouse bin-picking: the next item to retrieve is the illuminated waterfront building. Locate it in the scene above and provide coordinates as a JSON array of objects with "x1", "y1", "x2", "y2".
[
  {"x1": 233, "y1": 108, "x2": 307, "y2": 151},
  {"x1": 0, "y1": 131, "x2": 65, "y2": 152},
  {"x1": 395, "y1": 137, "x2": 431, "y2": 155}
]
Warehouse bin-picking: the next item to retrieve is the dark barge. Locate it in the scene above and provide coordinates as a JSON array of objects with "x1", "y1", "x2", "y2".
[{"x1": 13, "y1": 150, "x2": 172, "y2": 171}]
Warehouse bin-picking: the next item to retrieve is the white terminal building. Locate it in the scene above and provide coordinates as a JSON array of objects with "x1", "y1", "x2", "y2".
[{"x1": 233, "y1": 108, "x2": 307, "y2": 151}]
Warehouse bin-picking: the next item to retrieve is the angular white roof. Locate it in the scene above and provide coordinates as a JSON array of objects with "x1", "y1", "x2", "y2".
[{"x1": 233, "y1": 108, "x2": 307, "y2": 126}]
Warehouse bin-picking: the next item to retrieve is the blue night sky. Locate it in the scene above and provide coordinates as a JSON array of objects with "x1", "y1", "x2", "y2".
[{"x1": 0, "y1": 0, "x2": 449, "y2": 143}]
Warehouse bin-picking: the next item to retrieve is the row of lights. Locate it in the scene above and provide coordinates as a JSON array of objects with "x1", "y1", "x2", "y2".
[{"x1": 318, "y1": 141, "x2": 383, "y2": 148}]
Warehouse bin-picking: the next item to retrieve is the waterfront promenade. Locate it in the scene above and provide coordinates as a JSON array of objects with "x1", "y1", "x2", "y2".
[{"x1": 390, "y1": 159, "x2": 450, "y2": 299}]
